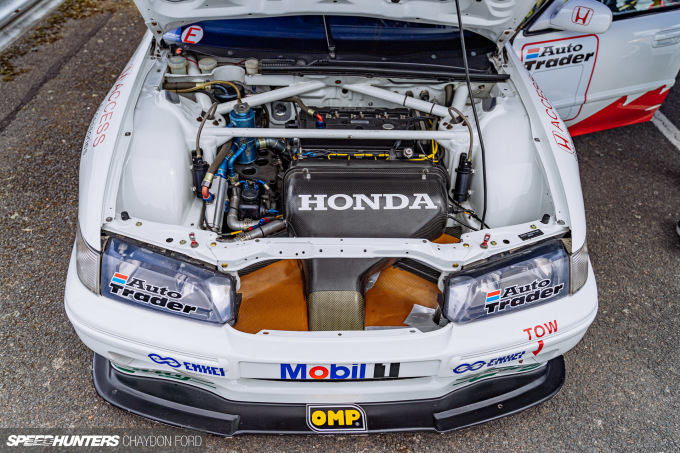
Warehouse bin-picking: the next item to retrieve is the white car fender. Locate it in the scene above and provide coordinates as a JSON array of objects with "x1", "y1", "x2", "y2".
[
  {"x1": 504, "y1": 42, "x2": 587, "y2": 251},
  {"x1": 78, "y1": 32, "x2": 154, "y2": 249}
]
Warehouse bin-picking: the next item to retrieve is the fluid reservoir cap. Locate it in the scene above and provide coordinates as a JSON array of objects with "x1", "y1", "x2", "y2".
[
  {"x1": 245, "y1": 59, "x2": 259, "y2": 75},
  {"x1": 233, "y1": 102, "x2": 251, "y2": 115},
  {"x1": 241, "y1": 187, "x2": 259, "y2": 203},
  {"x1": 168, "y1": 56, "x2": 187, "y2": 75},
  {"x1": 198, "y1": 57, "x2": 217, "y2": 73}
]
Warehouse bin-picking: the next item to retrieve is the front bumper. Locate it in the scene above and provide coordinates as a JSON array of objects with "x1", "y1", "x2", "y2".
[
  {"x1": 66, "y1": 242, "x2": 597, "y2": 431},
  {"x1": 93, "y1": 353, "x2": 565, "y2": 435}
]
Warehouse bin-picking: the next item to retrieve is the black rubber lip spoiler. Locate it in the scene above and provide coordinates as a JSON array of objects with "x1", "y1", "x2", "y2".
[{"x1": 93, "y1": 353, "x2": 564, "y2": 436}]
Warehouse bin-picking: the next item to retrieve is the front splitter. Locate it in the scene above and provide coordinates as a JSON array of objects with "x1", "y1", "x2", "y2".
[{"x1": 92, "y1": 353, "x2": 565, "y2": 436}]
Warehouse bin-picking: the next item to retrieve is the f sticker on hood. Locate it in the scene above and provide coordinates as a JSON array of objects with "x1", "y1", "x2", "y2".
[{"x1": 181, "y1": 25, "x2": 204, "y2": 44}]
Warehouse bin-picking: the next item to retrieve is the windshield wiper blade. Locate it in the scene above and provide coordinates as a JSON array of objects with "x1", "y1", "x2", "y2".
[{"x1": 322, "y1": 16, "x2": 336, "y2": 60}]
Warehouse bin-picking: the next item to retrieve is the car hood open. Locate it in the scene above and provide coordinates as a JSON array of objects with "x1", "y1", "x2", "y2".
[{"x1": 133, "y1": 0, "x2": 537, "y2": 45}]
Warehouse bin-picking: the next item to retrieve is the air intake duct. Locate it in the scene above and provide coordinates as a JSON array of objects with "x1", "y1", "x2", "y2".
[{"x1": 284, "y1": 161, "x2": 448, "y2": 330}]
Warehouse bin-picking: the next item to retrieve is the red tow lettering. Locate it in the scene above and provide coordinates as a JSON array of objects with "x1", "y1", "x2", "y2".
[
  {"x1": 523, "y1": 320, "x2": 558, "y2": 340},
  {"x1": 533, "y1": 340, "x2": 544, "y2": 356}
]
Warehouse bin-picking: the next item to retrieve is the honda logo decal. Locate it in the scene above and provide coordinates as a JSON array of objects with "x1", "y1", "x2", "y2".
[{"x1": 572, "y1": 6, "x2": 594, "y2": 26}]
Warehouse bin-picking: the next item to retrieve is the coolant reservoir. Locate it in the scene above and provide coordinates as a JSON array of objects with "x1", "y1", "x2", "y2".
[
  {"x1": 199, "y1": 57, "x2": 217, "y2": 73},
  {"x1": 245, "y1": 59, "x2": 259, "y2": 75},
  {"x1": 168, "y1": 56, "x2": 187, "y2": 75}
]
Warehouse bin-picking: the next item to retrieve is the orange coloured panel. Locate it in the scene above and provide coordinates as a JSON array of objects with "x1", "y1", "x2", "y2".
[
  {"x1": 234, "y1": 260, "x2": 308, "y2": 333},
  {"x1": 365, "y1": 266, "x2": 441, "y2": 327}
]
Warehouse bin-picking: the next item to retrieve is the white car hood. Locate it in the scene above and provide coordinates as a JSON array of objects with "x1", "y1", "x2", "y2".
[{"x1": 133, "y1": 0, "x2": 537, "y2": 44}]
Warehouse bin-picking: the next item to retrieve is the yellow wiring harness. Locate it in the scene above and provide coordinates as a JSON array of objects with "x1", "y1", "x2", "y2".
[
  {"x1": 172, "y1": 80, "x2": 242, "y2": 103},
  {"x1": 410, "y1": 140, "x2": 439, "y2": 162},
  {"x1": 410, "y1": 120, "x2": 439, "y2": 162},
  {"x1": 326, "y1": 153, "x2": 390, "y2": 160}
]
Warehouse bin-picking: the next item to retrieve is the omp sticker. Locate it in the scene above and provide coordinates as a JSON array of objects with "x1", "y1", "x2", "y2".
[{"x1": 306, "y1": 405, "x2": 367, "y2": 433}]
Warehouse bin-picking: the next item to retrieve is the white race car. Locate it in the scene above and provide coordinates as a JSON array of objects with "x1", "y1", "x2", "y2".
[{"x1": 64, "y1": 0, "x2": 679, "y2": 435}]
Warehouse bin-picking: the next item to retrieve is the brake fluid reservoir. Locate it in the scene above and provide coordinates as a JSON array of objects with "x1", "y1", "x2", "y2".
[{"x1": 229, "y1": 103, "x2": 257, "y2": 164}]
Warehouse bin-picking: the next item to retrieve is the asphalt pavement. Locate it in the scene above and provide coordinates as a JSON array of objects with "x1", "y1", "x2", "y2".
[{"x1": 0, "y1": 2, "x2": 678, "y2": 451}]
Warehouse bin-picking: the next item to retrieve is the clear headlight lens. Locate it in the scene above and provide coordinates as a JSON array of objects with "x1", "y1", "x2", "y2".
[
  {"x1": 101, "y1": 237, "x2": 236, "y2": 324},
  {"x1": 75, "y1": 226, "x2": 101, "y2": 294},
  {"x1": 570, "y1": 240, "x2": 589, "y2": 294},
  {"x1": 444, "y1": 240, "x2": 570, "y2": 324}
]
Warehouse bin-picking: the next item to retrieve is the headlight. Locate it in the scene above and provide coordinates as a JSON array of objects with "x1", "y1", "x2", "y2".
[
  {"x1": 569, "y1": 240, "x2": 589, "y2": 294},
  {"x1": 75, "y1": 225, "x2": 101, "y2": 294},
  {"x1": 101, "y1": 237, "x2": 236, "y2": 324},
  {"x1": 444, "y1": 240, "x2": 569, "y2": 324}
]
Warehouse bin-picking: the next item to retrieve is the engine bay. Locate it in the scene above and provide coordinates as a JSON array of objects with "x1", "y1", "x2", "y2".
[
  {"x1": 110, "y1": 43, "x2": 559, "y2": 332},
  {"x1": 158, "y1": 59, "x2": 496, "y2": 240}
]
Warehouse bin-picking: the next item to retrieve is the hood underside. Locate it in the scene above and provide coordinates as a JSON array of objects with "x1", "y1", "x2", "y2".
[{"x1": 133, "y1": 0, "x2": 537, "y2": 44}]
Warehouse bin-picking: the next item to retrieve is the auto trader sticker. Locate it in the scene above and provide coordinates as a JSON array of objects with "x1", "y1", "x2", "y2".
[
  {"x1": 108, "y1": 273, "x2": 199, "y2": 315},
  {"x1": 306, "y1": 405, "x2": 367, "y2": 433},
  {"x1": 484, "y1": 279, "x2": 564, "y2": 314},
  {"x1": 521, "y1": 35, "x2": 599, "y2": 122}
]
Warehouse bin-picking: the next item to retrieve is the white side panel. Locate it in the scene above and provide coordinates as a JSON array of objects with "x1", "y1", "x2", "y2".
[
  {"x1": 504, "y1": 42, "x2": 587, "y2": 250},
  {"x1": 117, "y1": 92, "x2": 195, "y2": 225},
  {"x1": 79, "y1": 32, "x2": 154, "y2": 249},
  {"x1": 469, "y1": 95, "x2": 549, "y2": 227}
]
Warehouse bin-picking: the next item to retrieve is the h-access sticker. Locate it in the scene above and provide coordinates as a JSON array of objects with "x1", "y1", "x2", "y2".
[{"x1": 306, "y1": 405, "x2": 367, "y2": 433}]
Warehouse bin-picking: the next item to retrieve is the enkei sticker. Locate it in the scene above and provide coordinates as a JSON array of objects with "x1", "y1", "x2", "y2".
[
  {"x1": 148, "y1": 353, "x2": 226, "y2": 377},
  {"x1": 453, "y1": 351, "x2": 526, "y2": 374}
]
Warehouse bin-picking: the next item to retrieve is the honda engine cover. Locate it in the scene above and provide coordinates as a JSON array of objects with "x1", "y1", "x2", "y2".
[{"x1": 284, "y1": 160, "x2": 448, "y2": 240}]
